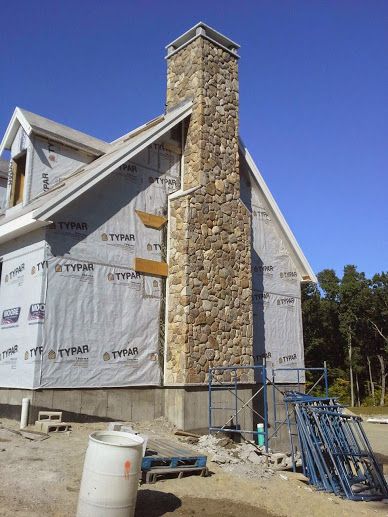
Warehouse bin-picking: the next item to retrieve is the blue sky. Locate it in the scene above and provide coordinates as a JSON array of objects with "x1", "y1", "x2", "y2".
[{"x1": 0, "y1": 0, "x2": 387, "y2": 279}]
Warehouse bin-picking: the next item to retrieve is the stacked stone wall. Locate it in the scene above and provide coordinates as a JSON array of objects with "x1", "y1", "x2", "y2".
[{"x1": 166, "y1": 37, "x2": 254, "y2": 384}]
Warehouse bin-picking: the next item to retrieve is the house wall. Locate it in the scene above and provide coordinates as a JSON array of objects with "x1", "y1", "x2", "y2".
[
  {"x1": 240, "y1": 155, "x2": 305, "y2": 383},
  {"x1": 38, "y1": 131, "x2": 181, "y2": 388},
  {"x1": 0, "y1": 230, "x2": 47, "y2": 388},
  {"x1": 28, "y1": 136, "x2": 95, "y2": 200}
]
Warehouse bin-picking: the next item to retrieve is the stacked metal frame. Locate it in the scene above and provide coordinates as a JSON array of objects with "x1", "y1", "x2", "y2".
[{"x1": 285, "y1": 392, "x2": 388, "y2": 501}]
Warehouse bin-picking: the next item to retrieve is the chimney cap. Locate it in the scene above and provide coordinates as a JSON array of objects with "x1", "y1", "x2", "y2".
[{"x1": 165, "y1": 22, "x2": 240, "y2": 59}]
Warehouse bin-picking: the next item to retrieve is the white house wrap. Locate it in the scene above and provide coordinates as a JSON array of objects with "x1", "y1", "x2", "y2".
[{"x1": 0, "y1": 26, "x2": 316, "y2": 391}]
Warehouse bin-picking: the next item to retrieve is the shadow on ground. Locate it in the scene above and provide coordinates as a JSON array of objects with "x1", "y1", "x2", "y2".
[
  {"x1": 135, "y1": 490, "x2": 275, "y2": 516},
  {"x1": 135, "y1": 490, "x2": 181, "y2": 516}
]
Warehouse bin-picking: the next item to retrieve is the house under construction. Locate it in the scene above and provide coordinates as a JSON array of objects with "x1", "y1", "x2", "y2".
[{"x1": 0, "y1": 23, "x2": 316, "y2": 432}]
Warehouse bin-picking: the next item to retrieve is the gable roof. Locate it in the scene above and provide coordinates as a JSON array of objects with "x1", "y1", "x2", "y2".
[
  {"x1": 239, "y1": 139, "x2": 317, "y2": 283},
  {"x1": 0, "y1": 101, "x2": 193, "y2": 244},
  {"x1": 0, "y1": 103, "x2": 315, "y2": 284},
  {"x1": 0, "y1": 107, "x2": 109, "y2": 157}
]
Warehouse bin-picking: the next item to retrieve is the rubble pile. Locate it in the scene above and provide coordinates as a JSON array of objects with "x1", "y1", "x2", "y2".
[{"x1": 188, "y1": 434, "x2": 297, "y2": 480}]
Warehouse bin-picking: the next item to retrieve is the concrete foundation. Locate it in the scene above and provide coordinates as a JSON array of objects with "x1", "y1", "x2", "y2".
[{"x1": 0, "y1": 383, "x2": 298, "y2": 451}]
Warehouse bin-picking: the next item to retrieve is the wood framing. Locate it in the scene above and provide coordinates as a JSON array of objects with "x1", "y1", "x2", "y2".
[
  {"x1": 134, "y1": 257, "x2": 168, "y2": 277},
  {"x1": 135, "y1": 209, "x2": 167, "y2": 229}
]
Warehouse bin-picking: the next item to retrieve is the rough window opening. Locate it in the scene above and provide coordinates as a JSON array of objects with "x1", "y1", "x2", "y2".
[{"x1": 10, "y1": 152, "x2": 26, "y2": 206}]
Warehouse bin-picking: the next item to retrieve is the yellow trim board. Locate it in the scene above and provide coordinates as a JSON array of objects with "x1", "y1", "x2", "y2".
[
  {"x1": 134, "y1": 258, "x2": 168, "y2": 277},
  {"x1": 135, "y1": 210, "x2": 167, "y2": 229}
]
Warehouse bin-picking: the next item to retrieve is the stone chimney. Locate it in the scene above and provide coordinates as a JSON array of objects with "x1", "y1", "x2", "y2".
[{"x1": 165, "y1": 23, "x2": 253, "y2": 384}]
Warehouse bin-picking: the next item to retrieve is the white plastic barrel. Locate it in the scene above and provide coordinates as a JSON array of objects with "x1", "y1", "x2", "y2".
[{"x1": 76, "y1": 431, "x2": 144, "y2": 517}]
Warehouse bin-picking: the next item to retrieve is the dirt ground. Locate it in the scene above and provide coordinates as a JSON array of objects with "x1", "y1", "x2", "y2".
[{"x1": 0, "y1": 416, "x2": 387, "y2": 517}]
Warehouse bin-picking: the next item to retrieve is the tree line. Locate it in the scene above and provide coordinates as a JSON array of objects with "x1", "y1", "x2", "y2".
[{"x1": 302, "y1": 266, "x2": 387, "y2": 406}]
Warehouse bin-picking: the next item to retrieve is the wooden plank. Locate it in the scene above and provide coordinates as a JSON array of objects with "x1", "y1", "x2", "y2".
[
  {"x1": 135, "y1": 209, "x2": 167, "y2": 229},
  {"x1": 134, "y1": 258, "x2": 168, "y2": 277}
]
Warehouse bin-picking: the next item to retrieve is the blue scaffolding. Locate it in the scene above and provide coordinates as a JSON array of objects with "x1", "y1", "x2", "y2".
[
  {"x1": 208, "y1": 365, "x2": 269, "y2": 451},
  {"x1": 208, "y1": 365, "x2": 329, "y2": 453}
]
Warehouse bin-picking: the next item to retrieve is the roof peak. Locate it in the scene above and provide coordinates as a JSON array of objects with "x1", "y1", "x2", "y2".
[
  {"x1": 165, "y1": 22, "x2": 240, "y2": 59},
  {"x1": 0, "y1": 107, "x2": 109, "y2": 157}
]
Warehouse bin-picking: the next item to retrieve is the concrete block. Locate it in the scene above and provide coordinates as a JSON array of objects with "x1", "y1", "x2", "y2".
[
  {"x1": 38, "y1": 411, "x2": 62, "y2": 422},
  {"x1": 107, "y1": 422, "x2": 125, "y2": 431},
  {"x1": 41, "y1": 421, "x2": 72, "y2": 434}
]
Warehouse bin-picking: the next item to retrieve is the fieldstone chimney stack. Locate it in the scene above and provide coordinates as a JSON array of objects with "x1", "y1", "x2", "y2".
[{"x1": 165, "y1": 23, "x2": 253, "y2": 385}]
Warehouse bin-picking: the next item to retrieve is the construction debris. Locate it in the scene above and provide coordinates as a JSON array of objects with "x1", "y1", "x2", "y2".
[
  {"x1": 188, "y1": 434, "x2": 279, "y2": 480},
  {"x1": 35, "y1": 411, "x2": 71, "y2": 434},
  {"x1": 20, "y1": 430, "x2": 49, "y2": 442},
  {"x1": 174, "y1": 430, "x2": 201, "y2": 439}
]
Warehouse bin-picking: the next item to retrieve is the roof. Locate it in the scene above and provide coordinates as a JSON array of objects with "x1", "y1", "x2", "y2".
[
  {"x1": 239, "y1": 139, "x2": 317, "y2": 284},
  {"x1": 0, "y1": 107, "x2": 109, "y2": 157},
  {"x1": 0, "y1": 101, "x2": 315, "y2": 284},
  {"x1": 0, "y1": 101, "x2": 193, "y2": 244}
]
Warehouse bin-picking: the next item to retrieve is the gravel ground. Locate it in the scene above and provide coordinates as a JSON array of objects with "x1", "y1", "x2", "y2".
[{"x1": 0, "y1": 416, "x2": 387, "y2": 516}]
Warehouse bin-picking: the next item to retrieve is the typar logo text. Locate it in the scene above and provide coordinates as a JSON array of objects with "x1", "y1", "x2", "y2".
[
  {"x1": 101, "y1": 232, "x2": 136, "y2": 253},
  {"x1": 1, "y1": 307, "x2": 21, "y2": 326},
  {"x1": 28, "y1": 303, "x2": 45, "y2": 323},
  {"x1": 277, "y1": 297, "x2": 296, "y2": 307},
  {"x1": 253, "y1": 292, "x2": 271, "y2": 305},
  {"x1": 107, "y1": 269, "x2": 141, "y2": 290},
  {"x1": 4, "y1": 263, "x2": 25, "y2": 284},
  {"x1": 278, "y1": 353, "x2": 297, "y2": 364},
  {"x1": 117, "y1": 162, "x2": 140, "y2": 183},
  {"x1": 55, "y1": 262, "x2": 94, "y2": 283},
  {"x1": 148, "y1": 175, "x2": 178, "y2": 191},
  {"x1": 48, "y1": 345, "x2": 89, "y2": 368},
  {"x1": 279, "y1": 271, "x2": 297, "y2": 280},
  {"x1": 49, "y1": 221, "x2": 88, "y2": 238},
  {"x1": 31, "y1": 260, "x2": 48, "y2": 275},
  {"x1": 252, "y1": 207, "x2": 271, "y2": 223},
  {"x1": 55, "y1": 263, "x2": 94, "y2": 273},
  {"x1": 0, "y1": 345, "x2": 18, "y2": 361},
  {"x1": 103, "y1": 346, "x2": 139, "y2": 363},
  {"x1": 253, "y1": 265, "x2": 274, "y2": 275},
  {"x1": 25, "y1": 346, "x2": 43, "y2": 361}
]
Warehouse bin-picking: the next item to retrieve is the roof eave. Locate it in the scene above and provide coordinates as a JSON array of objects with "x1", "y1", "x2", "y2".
[
  {"x1": 0, "y1": 107, "x2": 108, "y2": 158},
  {"x1": 0, "y1": 212, "x2": 49, "y2": 245},
  {"x1": 30, "y1": 126, "x2": 106, "y2": 156}
]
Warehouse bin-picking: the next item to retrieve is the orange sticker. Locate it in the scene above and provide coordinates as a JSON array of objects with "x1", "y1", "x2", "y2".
[{"x1": 124, "y1": 459, "x2": 131, "y2": 478}]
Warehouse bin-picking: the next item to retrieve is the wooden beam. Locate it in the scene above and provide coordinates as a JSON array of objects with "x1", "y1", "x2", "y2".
[
  {"x1": 135, "y1": 209, "x2": 167, "y2": 230},
  {"x1": 134, "y1": 258, "x2": 168, "y2": 277}
]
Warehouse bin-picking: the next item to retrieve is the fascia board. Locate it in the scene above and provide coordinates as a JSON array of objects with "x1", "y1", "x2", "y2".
[
  {"x1": 0, "y1": 213, "x2": 48, "y2": 245},
  {"x1": 30, "y1": 126, "x2": 105, "y2": 156},
  {"x1": 239, "y1": 138, "x2": 317, "y2": 284},
  {"x1": 0, "y1": 107, "x2": 33, "y2": 156},
  {"x1": 33, "y1": 103, "x2": 192, "y2": 221}
]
